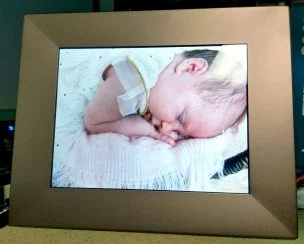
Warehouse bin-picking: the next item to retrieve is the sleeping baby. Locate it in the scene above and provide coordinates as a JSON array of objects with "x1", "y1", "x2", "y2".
[{"x1": 83, "y1": 48, "x2": 247, "y2": 146}]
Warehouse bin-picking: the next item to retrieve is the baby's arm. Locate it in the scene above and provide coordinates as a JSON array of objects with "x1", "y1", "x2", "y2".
[
  {"x1": 87, "y1": 114, "x2": 177, "y2": 145},
  {"x1": 84, "y1": 65, "x2": 124, "y2": 125},
  {"x1": 84, "y1": 66, "x2": 177, "y2": 145}
]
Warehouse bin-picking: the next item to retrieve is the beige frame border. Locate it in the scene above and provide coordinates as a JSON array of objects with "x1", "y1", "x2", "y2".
[{"x1": 9, "y1": 7, "x2": 297, "y2": 238}]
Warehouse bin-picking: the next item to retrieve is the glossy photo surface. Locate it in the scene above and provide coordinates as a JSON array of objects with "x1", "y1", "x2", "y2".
[{"x1": 51, "y1": 45, "x2": 249, "y2": 193}]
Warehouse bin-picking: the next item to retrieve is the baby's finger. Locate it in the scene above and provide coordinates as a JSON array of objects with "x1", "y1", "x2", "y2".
[
  {"x1": 160, "y1": 134, "x2": 176, "y2": 146},
  {"x1": 166, "y1": 131, "x2": 179, "y2": 141},
  {"x1": 143, "y1": 113, "x2": 152, "y2": 122}
]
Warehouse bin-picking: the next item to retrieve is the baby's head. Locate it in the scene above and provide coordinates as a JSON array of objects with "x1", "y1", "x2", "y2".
[{"x1": 148, "y1": 49, "x2": 247, "y2": 138}]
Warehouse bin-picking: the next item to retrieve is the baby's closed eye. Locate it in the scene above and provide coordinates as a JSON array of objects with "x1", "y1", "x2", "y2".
[{"x1": 177, "y1": 111, "x2": 185, "y2": 125}]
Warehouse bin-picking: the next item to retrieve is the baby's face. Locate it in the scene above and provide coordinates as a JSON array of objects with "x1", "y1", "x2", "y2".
[
  {"x1": 149, "y1": 89, "x2": 227, "y2": 138},
  {"x1": 148, "y1": 56, "x2": 243, "y2": 138},
  {"x1": 149, "y1": 66, "x2": 225, "y2": 138}
]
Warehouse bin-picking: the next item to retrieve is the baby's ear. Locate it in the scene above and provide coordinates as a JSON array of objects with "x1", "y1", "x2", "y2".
[{"x1": 175, "y1": 58, "x2": 208, "y2": 75}]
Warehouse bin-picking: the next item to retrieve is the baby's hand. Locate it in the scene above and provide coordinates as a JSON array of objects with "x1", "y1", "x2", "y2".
[
  {"x1": 149, "y1": 130, "x2": 179, "y2": 146},
  {"x1": 143, "y1": 112, "x2": 152, "y2": 123},
  {"x1": 143, "y1": 112, "x2": 178, "y2": 145}
]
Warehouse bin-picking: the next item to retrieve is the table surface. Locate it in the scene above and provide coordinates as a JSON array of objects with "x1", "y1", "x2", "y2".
[{"x1": 0, "y1": 210, "x2": 303, "y2": 243}]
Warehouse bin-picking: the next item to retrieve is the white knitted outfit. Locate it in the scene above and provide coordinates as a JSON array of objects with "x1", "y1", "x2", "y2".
[{"x1": 99, "y1": 50, "x2": 170, "y2": 116}]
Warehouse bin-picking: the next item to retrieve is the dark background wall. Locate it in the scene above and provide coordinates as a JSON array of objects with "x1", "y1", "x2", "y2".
[
  {"x1": 290, "y1": 6, "x2": 304, "y2": 171},
  {"x1": 0, "y1": 0, "x2": 115, "y2": 110}
]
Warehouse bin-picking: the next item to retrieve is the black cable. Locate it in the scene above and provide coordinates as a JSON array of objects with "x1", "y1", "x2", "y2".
[{"x1": 212, "y1": 149, "x2": 249, "y2": 179}]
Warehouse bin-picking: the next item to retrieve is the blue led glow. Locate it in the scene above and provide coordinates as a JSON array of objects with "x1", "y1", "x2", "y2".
[{"x1": 8, "y1": 125, "x2": 14, "y2": 131}]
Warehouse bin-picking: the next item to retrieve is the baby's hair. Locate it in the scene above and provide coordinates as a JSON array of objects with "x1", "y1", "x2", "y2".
[
  {"x1": 182, "y1": 49, "x2": 219, "y2": 67},
  {"x1": 196, "y1": 78, "x2": 247, "y2": 109},
  {"x1": 183, "y1": 48, "x2": 247, "y2": 131}
]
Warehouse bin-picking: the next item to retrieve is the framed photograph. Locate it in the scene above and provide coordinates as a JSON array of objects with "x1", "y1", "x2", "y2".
[
  {"x1": 10, "y1": 7, "x2": 297, "y2": 238},
  {"x1": 52, "y1": 44, "x2": 249, "y2": 193}
]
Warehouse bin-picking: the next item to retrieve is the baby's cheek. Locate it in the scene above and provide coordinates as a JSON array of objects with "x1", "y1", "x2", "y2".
[
  {"x1": 189, "y1": 128, "x2": 205, "y2": 138},
  {"x1": 186, "y1": 122, "x2": 214, "y2": 138}
]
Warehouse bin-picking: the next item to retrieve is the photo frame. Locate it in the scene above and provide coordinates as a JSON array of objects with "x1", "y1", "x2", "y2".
[{"x1": 9, "y1": 7, "x2": 297, "y2": 238}]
